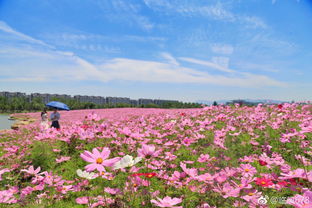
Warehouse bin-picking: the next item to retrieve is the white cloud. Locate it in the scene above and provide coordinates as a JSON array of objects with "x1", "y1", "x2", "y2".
[
  {"x1": 94, "y1": 0, "x2": 154, "y2": 31},
  {"x1": 0, "y1": 45, "x2": 285, "y2": 87},
  {"x1": 143, "y1": 0, "x2": 235, "y2": 21},
  {"x1": 243, "y1": 16, "x2": 267, "y2": 29},
  {"x1": 233, "y1": 61, "x2": 280, "y2": 73},
  {"x1": 212, "y1": 56, "x2": 230, "y2": 69},
  {"x1": 0, "y1": 20, "x2": 285, "y2": 88},
  {"x1": 0, "y1": 21, "x2": 53, "y2": 48},
  {"x1": 179, "y1": 57, "x2": 234, "y2": 73},
  {"x1": 93, "y1": 58, "x2": 284, "y2": 87},
  {"x1": 143, "y1": 0, "x2": 267, "y2": 29},
  {"x1": 160, "y1": 52, "x2": 179, "y2": 66}
]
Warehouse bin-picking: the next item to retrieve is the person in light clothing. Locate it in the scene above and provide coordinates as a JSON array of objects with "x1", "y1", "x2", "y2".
[
  {"x1": 40, "y1": 108, "x2": 49, "y2": 129},
  {"x1": 50, "y1": 108, "x2": 60, "y2": 129}
]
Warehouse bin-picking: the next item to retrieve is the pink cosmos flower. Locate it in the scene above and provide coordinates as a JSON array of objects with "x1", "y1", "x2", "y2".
[
  {"x1": 52, "y1": 149, "x2": 61, "y2": 152},
  {"x1": 80, "y1": 147, "x2": 120, "y2": 172},
  {"x1": 286, "y1": 191, "x2": 312, "y2": 208},
  {"x1": 76, "y1": 196, "x2": 89, "y2": 204},
  {"x1": 232, "y1": 178, "x2": 253, "y2": 190},
  {"x1": 180, "y1": 162, "x2": 198, "y2": 178},
  {"x1": 0, "y1": 190, "x2": 17, "y2": 204},
  {"x1": 137, "y1": 144, "x2": 161, "y2": 158},
  {"x1": 238, "y1": 164, "x2": 257, "y2": 178},
  {"x1": 151, "y1": 196, "x2": 183, "y2": 208},
  {"x1": 33, "y1": 183, "x2": 45, "y2": 191},
  {"x1": 56, "y1": 156, "x2": 71, "y2": 163},
  {"x1": 21, "y1": 186, "x2": 34, "y2": 198},
  {"x1": 0, "y1": 168, "x2": 10, "y2": 181},
  {"x1": 57, "y1": 185, "x2": 73, "y2": 194},
  {"x1": 21, "y1": 166, "x2": 41, "y2": 175},
  {"x1": 104, "y1": 187, "x2": 121, "y2": 195},
  {"x1": 241, "y1": 189, "x2": 262, "y2": 204},
  {"x1": 196, "y1": 173, "x2": 214, "y2": 183},
  {"x1": 151, "y1": 190, "x2": 161, "y2": 198},
  {"x1": 212, "y1": 183, "x2": 240, "y2": 198},
  {"x1": 164, "y1": 152, "x2": 177, "y2": 161},
  {"x1": 214, "y1": 172, "x2": 228, "y2": 183},
  {"x1": 280, "y1": 168, "x2": 311, "y2": 181},
  {"x1": 197, "y1": 203, "x2": 217, "y2": 208}
]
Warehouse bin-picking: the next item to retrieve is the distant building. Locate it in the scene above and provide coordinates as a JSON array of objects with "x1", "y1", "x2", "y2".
[
  {"x1": 130, "y1": 99, "x2": 138, "y2": 106},
  {"x1": 0, "y1": 92, "x2": 26, "y2": 100},
  {"x1": 106, "y1": 97, "x2": 118, "y2": 105},
  {"x1": 31, "y1": 93, "x2": 51, "y2": 103},
  {"x1": 0, "y1": 91, "x2": 181, "y2": 107},
  {"x1": 153, "y1": 99, "x2": 179, "y2": 105},
  {"x1": 138, "y1": 98, "x2": 154, "y2": 105},
  {"x1": 74, "y1": 95, "x2": 88, "y2": 103}
]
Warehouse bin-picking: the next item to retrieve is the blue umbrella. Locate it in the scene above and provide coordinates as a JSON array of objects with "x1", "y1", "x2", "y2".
[{"x1": 46, "y1": 101, "x2": 70, "y2": 111}]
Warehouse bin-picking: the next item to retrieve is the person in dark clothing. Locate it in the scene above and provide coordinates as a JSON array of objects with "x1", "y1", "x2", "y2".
[{"x1": 50, "y1": 108, "x2": 60, "y2": 129}]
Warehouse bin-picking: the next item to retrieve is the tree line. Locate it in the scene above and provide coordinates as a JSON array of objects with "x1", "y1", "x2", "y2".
[{"x1": 0, "y1": 96, "x2": 202, "y2": 113}]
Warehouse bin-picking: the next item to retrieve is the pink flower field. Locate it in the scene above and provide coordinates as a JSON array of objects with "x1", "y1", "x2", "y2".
[{"x1": 0, "y1": 104, "x2": 311, "y2": 208}]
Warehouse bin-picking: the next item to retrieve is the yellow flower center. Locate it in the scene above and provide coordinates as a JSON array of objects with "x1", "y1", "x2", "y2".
[
  {"x1": 245, "y1": 169, "x2": 250, "y2": 172},
  {"x1": 133, "y1": 183, "x2": 137, "y2": 187},
  {"x1": 261, "y1": 181, "x2": 266, "y2": 185},
  {"x1": 248, "y1": 192, "x2": 254, "y2": 196},
  {"x1": 96, "y1": 158, "x2": 103, "y2": 164}
]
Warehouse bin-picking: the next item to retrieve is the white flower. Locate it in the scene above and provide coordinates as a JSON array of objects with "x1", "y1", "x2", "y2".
[
  {"x1": 76, "y1": 169, "x2": 97, "y2": 180},
  {"x1": 113, "y1": 155, "x2": 142, "y2": 170}
]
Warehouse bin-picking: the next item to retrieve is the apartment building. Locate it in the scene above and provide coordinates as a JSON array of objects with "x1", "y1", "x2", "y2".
[
  {"x1": 138, "y1": 98, "x2": 154, "y2": 105},
  {"x1": 0, "y1": 91, "x2": 180, "y2": 106},
  {"x1": 31, "y1": 93, "x2": 51, "y2": 103}
]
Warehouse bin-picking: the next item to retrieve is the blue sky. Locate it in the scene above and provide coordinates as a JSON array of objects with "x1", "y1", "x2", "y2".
[{"x1": 0, "y1": 0, "x2": 311, "y2": 102}]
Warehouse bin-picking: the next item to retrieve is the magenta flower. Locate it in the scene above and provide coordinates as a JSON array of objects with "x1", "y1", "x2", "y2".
[
  {"x1": 80, "y1": 147, "x2": 120, "y2": 172},
  {"x1": 21, "y1": 166, "x2": 41, "y2": 175},
  {"x1": 21, "y1": 186, "x2": 34, "y2": 198},
  {"x1": 286, "y1": 191, "x2": 312, "y2": 208},
  {"x1": 56, "y1": 156, "x2": 71, "y2": 163},
  {"x1": 0, "y1": 168, "x2": 10, "y2": 181},
  {"x1": 180, "y1": 162, "x2": 198, "y2": 178},
  {"x1": 104, "y1": 187, "x2": 121, "y2": 195},
  {"x1": 212, "y1": 183, "x2": 240, "y2": 198},
  {"x1": 280, "y1": 168, "x2": 309, "y2": 180},
  {"x1": 0, "y1": 190, "x2": 17, "y2": 204},
  {"x1": 76, "y1": 196, "x2": 89, "y2": 204},
  {"x1": 151, "y1": 196, "x2": 182, "y2": 208},
  {"x1": 197, "y1": 154, "x2": 211, "y2": 163},
  {"x1": 137, "y1": 144, "x2": 161, "y2": 158}
]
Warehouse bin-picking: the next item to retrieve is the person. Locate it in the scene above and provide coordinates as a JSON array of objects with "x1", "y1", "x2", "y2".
[
  {"x1": 50, "y1": 108, "x2": 60, "y2": 129},
  {"x1": 40, "y1": 108, "x2": 49, "y2": 129}
]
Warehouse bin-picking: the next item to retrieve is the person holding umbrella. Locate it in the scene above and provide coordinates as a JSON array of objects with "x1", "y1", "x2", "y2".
[
  {"x1": 46, "y1": 101, "x2": 70, "y2": 130},
  {"x1": 50, "y1": 108, "x2": 60, "y2": 129}
]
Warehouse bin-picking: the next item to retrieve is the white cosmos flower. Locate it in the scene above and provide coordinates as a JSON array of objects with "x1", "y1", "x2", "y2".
[
  {"x1": 76, "y1": 169, "x2": 97, "y2": 180},
  {"x1": 113, "y1": 155, "x2": 142, "y2": 170}
]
